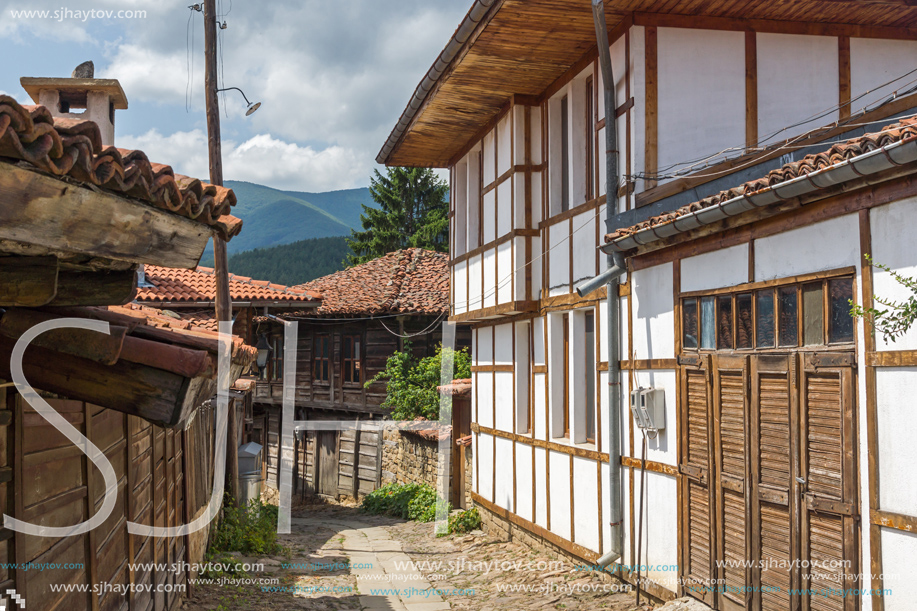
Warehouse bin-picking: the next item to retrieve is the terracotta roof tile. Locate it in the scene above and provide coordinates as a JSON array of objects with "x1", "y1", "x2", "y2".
[
  {"x1": 0, "y1": 96, "x2": 242, "y2": 240},
  {"x1": 606, "y1": 117, "x2": 917, "y2": 244},
  {"x1": 291, "y1": 248, "x2": 448, "y2": 316},
  {"x1": 136, "y1": 265, "x2": 321, "y2": 305}
]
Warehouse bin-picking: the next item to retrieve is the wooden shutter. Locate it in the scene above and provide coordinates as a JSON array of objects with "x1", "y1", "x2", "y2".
[
  {"x1": 751, "y1": 354, "x2": 797, "y2": 611},
  {"x1": 679, "y1": 354, "x2": 715, "y2": 605},
  {"x1": 714, "y1": 355, "x2": 750, "y2": 611},
  {"x1": 800, "y1": 353, "x2": 857, "y2": 611}
]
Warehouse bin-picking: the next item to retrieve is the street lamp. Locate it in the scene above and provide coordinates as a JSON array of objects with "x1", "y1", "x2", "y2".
[
  {"x1": 255, "y1": 334, "x2": 272, "y2": 371},
  {"x1": 217, "y1": 86, "x2": 262, "y2": 116}
]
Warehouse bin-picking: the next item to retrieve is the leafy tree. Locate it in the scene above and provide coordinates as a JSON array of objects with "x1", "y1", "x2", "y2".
[
  {"x1": 366, "y1": 342, "x2": 471, "y2": 420},
  {"x1": 851, "y1": 254, "x2": 917, "y2": 343},
  {"x1": 346, "y1": 167, "x2": 449, "y2": 266}
]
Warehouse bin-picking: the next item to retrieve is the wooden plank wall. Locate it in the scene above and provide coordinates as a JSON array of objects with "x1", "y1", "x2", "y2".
[{"x1": 3, "y1": 386, "x2": 219, "y2": 611}]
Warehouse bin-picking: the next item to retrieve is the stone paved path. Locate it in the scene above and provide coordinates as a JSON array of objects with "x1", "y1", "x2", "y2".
[{"x1": 184, "y1": 503, "x2": 654, "y2": 611}]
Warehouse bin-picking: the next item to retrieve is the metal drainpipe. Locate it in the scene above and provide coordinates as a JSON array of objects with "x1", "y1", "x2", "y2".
[{"x1": 592, "y1": 0, "x2": 625, "y2": 569}]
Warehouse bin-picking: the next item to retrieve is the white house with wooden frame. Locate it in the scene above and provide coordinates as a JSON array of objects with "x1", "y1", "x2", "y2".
[{"x1": 378, "y1": 1, "x2": 917, "y2": 610}]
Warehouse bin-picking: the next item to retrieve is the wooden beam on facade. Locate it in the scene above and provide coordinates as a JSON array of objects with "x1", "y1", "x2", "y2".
[{"x1": 46, "y1": 269, "x2": 138, "y2": 307}]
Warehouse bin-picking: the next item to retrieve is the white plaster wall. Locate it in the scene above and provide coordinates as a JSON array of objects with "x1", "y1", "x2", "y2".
[
  {"x1": 494, "y1": 324, "x2": 513, "y2": 364},
  {"x1": 631, "y1": 26, "x2": 646, "y2": 191},
  {"x1": 515, "y1": 442, "x2": 533, "y2": 522},
  {"x1": 657, "y1": 28, "x2": 745, "y2": 179},
  {"x1": 468, "y1": 255, "x2": 482, "y2": 313},
  {"x1": 534, "y1": 447, "x2": 548, "y2": 528},
  {"x1": 513, "y1": 174, "x2": 526, "y2": 230},
  {"x1": 870, "y1": 197, "x2": 917, "y2": 351},
  {"x1": 573, "y1": 456, "x2": 600, "y2": 552},
  {"x1": 570, "y1": 72, "x2": 589, "y2": 208},
  {"x1": 598, "y1": 370, "x2": 609, "y2": 455},
  {"x1": 881, "y1": 528, "x2": 917, "y2": 611},
  {"x1": 513, "y1": 105, "x2": 527, "y2": 166},
  {"x1": 569, "y1": 310, "x2": 588, "y2": 444},
  {"x1": 534, "y1": 374, "x2": 547, "y2": 440},
  {"x1": 601, "y1": 461, "x2": 612, "y2": 556},
  {"x1": 497, "y1": 113, "x2": 512, "y2": 176},
  {"x1": 483, "y1": 130, "x2": 496, "y2": 186},
  {"x1": 494, "y1": 436, "x2": 514, "y2": 511},
  {"x1": 477, "y1": 433, "x2": 494, "y2": 502},
  {"x1": 549, "y1": 450, "x2": 572, "y2": 540},
  {"x1": 483, "y1": 189, "x2": 496, "y2": 244},
  {"x1": 467, "y1": 149, "x2": 482, "y2": 250},
  {"x1": 477, "y1": 326, "x2": 493, "y2": 365},
  {"x1": 572, "y1": 211, "x2": 597, "y2": 285},
  {"x1": 483, "y1": 248, "x2": 496, "y2": 309},
  {"x1": 531, "y1": 171, "x2": 543, "y2": 225},
  {"x1": 549, "y1": 223, "x2": 570, "y2": 296},
  {"x1": 497, "y1": 179, "x2": 512, "y2": 237},
  {"x1": 515, "y1": 322, "x2": 531, "y2": 433},
  {"x1": 631, "y1": 369, "x2": 678, "y2": 467},
  {"x1": 851, "y1": 38, "x2": 917, "y2": 110},
  {"x1": 754, "y1": 214, "x2": 859, "y2": 281},
  {"x1": 548, "y1": 94, "x2": 564, "y2": 216},
  {"x1": 631, "y1": 471, "x2": 679, "y2": 591},
  {"x1": 454, "y1": 261, "x2": 467, "y2": 315},
  {"x1": 547, "y1": 313, "x2": 565, "y2": 438},
  {"x1": 598, "y1": 298, "x2": 609, "y2": 363},
  {"x1": 681, "y1": 243, "x2": 748, "y2": 293},
  {"x1": 497, "y1": 241, "x2": 512, "y2": 305},
  {"x1": 476, "y1": 372, "x2": 494, "y2": 429},
  {"x1": 531, "y1": 106, "x2": 543, "y2": 166},
  {"x1": 514, "y1": 237, "x2": 527, "y2": 302},
  {"x1": 757, "y1": 33, "x2": 839, "y2": 145},
  {"x1": 876, "y1": 367, "x2": 917, "y2": 517},
  {"x1": 454, "y1": 161, "x2": 468, "y2": 256},
  {"x1": 494, "y1": 371, "x2": 514, "y2": 433},
  {"x1": 632, "y1": 263, "x2": 675, "y2": 360}
]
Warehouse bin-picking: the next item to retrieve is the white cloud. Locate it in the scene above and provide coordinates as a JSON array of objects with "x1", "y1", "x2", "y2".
[{"x1": 119, "y1": 128, "x2": 368, "y2": 192}]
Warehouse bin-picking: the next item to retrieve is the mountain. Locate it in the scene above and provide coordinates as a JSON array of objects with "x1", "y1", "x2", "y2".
[
  {"x1": 205, "y1": 181, "x2": 374, "y2": 256},
  {"x1": 210, "y1": 236, "x2": 353, "y2": 286}
]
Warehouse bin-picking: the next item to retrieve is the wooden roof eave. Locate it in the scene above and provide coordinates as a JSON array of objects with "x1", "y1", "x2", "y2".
[
  {"x1": 0, "y1": 161, "x2": 212, "y2": 270},
  {"x1": 380, "y1": 0, "x2": 917, "y2": 168}
]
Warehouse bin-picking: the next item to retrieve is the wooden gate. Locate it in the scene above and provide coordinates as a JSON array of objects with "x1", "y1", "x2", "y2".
[{"x1": 680, "y1": 351, "x2": 857, "y2": 611}]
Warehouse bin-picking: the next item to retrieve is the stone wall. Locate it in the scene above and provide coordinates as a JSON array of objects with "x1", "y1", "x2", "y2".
[{"x1": 381, "y1": 426, "x2": 473, "y2": 508}]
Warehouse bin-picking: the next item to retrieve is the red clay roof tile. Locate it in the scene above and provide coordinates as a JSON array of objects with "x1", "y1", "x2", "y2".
[
  {"x1": 136, "y1": 265, "x2": 321, "y2": 305},
  {"x1": 291, "y1": 248, "x2": 448, "y2": 316},
  {"x1": 0, "y1": 96, "x2": 242, "y2": 240},
  {"x1": 605, "y1": 117, "x2": 917, "y2": 244}
]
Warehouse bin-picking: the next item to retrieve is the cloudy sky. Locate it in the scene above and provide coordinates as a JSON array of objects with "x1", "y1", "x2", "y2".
[{"x1": 1, "y1": 0, "x2": 468, "y2": 191}]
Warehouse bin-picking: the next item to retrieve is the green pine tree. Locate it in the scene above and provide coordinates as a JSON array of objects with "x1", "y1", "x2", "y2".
[{"x1": 345, "y1": 167, "x2": 449, "y2": 266}]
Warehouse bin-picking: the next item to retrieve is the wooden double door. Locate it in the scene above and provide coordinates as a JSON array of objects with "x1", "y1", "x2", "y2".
[{"x1": 679, "y1": 352, "x2": 858, "y2": 611}]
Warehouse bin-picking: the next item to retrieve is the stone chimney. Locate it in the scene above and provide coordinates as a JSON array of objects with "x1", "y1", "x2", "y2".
[{"x1": 20, "y1": 62, "x2": 128, "y2": 147}]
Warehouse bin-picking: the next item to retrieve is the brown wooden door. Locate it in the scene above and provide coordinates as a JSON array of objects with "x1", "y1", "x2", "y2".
[
  {"x1": 683, "y1": 351, "x2": 857, "y2": 611},
  {"x1": 798, "y1": 353, "x2": 858, "y2": 611},
  {"x1": 317, "y1": 431, "x2": 338, "y2": 498},
  {"x1": 750, "y1": 354, "x2": 798, "y2": 611},
  {"x1": 713, "y1": 354, "x2": 751, "y2": 611},
  {"x1": 679, "y1": 355, "x2": 716, "y2": 606}
]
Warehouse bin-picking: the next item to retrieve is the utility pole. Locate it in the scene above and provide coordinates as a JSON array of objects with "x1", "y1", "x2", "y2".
[{"x1": 203, "y1": 0, "x2": 239, "y2": 507}]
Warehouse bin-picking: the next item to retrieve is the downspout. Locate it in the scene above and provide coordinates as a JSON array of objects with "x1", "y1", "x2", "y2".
[{"x1": 575, "y1": 0, "x2": 626, "y2": 569}]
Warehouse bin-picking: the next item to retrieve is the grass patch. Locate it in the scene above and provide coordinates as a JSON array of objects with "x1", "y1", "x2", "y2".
[
  {"x1": 361, "y1": 482, "x2": 450, "y2": 522},
  {"x1": 209, "y1": 496, "x2": 285, "y2": 557}
]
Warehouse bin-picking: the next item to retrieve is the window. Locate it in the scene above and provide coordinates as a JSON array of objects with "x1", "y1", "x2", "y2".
[
  {"x1": 585, "y1": 312, "x2": 596, "y2": 444},
  {"x1": 343, "y1": 335, "x2": 362, "y2": 384},
  {"x1": 682, "y1": 275, "x2": 856, "y2": 351},
  {"x1": 271, "y1": 335, "x2": 283, "y2": 381},
  {"x1": 561, "y1": 95, "x2": 570, "y2": 213},
  {"x1": 314, "y1": 334, "x2": 330, "y2": 383},
  {"x1": 585, "y1": 77, "x2": 595, "y2": 201},
  {"x1": 562, "y1": 313, "x2": 570, "y2": 437}
]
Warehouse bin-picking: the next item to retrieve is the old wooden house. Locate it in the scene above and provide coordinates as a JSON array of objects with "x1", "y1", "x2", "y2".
[
  {"x1": 0, "y1": 76, "x2": 253, "y2": 611},
  {"x1": 256, "y1": 248, "x2": 469, "y2": 499},
  {"x1": 380, "y1": 1, "x2": 917, "y2": 610}
]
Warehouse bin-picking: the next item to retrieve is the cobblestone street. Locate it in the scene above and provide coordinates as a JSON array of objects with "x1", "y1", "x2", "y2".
[{"x1": 184, "y1": 503, "x2": 654, "y2": 611}]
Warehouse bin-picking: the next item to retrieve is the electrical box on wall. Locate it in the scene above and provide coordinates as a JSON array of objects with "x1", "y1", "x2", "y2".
[{"x1": 630, "y1": 388, "x2": 666, "y2": 431}]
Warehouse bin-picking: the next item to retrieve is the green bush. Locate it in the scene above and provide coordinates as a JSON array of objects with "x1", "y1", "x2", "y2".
[
  {"x1": 361, "y1": 482, "x2": 449, "y2": 523},
  {"x1": 366, "y1": 343, "x2": 471, "y2": 420},
  {"x1": 209, "y1": 496, "x2": 284, "y2": 556},
  {"x1": 448, "y1": 507, "x2": 482, "y2": 534}
]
